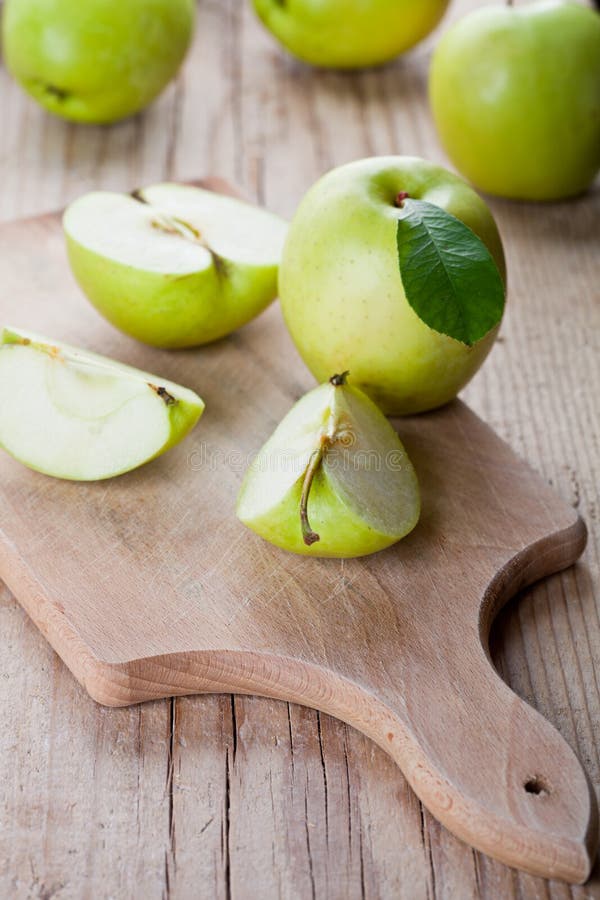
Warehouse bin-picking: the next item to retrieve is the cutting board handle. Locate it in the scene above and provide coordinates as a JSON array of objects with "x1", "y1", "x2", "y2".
[
  {"x1": 367, "y1": 523, "x2": 598, "y2": 883},
  {"x1": 374, "y1": 628, "x2": 598, "y2": 885}
]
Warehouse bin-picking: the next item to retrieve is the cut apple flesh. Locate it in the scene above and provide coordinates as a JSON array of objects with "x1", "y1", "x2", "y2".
[
  {"x1": 139, "y1": 183, "x2": 288, "y2": 266},
  {"x1": 322, "y1": 382, "x2": 420, "y2": 537},
  {"x1": 63, "y1": 184, "x2": 288, "y2": 274},
  {"x1": 64, "y1": 190, "x2": 212, "y2": 274},
  {"x1": 0, "y1": 328, "x2": 204, "y2": 481}
]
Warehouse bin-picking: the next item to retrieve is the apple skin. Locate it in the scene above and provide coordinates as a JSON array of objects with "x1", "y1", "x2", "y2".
[
  {"x1": 241, "y1": 473, "x2": 405, "y2": 559},
  {"x1": 2, "y1": 0, "x2": 195, "y2": 124},
  {"x1": 429, "y1": 1, "x2": 600, "y2": 201},
  {"x1": 252, "y1": 0, "x2": 449, "y2": 69},
  {"x1": 64, "y1": 235, "x2": 280, "y2": 349},
  {"x1": 279, "y1": 156, "x2": 506, "y2": 416}
]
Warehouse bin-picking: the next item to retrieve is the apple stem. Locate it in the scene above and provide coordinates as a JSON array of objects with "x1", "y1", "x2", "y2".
[
  {"x1": 329, "y1": 371, "x2": 349, "y2": 387},
  {"x1": 148, "y1": 383, "x2": 177, "y2": 406},
  {"x1": 395, "y1": 191, "x2": 410, "y2": 208},
  {"x1": 300, "y1": 444, "x2": 324, "y2": 546}
]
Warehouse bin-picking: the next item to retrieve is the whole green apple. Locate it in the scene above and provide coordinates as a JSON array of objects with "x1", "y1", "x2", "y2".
[
  {"x1": 279, "y1": 157, "x2": 506, "y2": 416},
  {"x1": 2, "y1": 0, "x2": 195, "y2": 124},
  {"x1": 429, "y1": 1, "x2": 600, "y2": 201},
  {"x1": 252, "y1": 0, "x2": 450, "y2": 69}
]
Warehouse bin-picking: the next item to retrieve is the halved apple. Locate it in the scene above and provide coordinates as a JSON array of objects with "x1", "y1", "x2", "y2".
[
  {"x1": 0, "y1": 327, "x2": 204, "y2": 480},
  {"x1": 63, "y1": 184, "x2": 288, "y2": 348}
]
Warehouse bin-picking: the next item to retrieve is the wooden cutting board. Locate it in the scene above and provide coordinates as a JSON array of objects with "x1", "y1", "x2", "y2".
[{"x1": 0, "y1": 180, "x2": 596, "y2": 884}]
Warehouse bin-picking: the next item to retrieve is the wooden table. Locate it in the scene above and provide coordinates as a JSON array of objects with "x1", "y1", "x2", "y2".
[{"x1": 0, "y1": 1, "x2": 598, "y2": 897}]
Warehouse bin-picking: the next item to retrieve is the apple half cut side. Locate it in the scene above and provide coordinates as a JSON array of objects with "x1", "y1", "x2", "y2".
[
  {"x1": 0, "y1": 327, "x2": 204, "y2": 481},
  {"x1": 63, "y1": 184, "x2": 288, "y2": 348},
  {"x1": 237, "y1": 374, "x2": 421, "y2": 558}
]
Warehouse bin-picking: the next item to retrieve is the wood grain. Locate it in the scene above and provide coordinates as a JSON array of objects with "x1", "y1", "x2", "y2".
[
  {"x1": 0, "y1": 195, "x2": 594, "y2": 881},
  {"x1": 0, "y1": 0, "x2": 598, "y2": 898}
]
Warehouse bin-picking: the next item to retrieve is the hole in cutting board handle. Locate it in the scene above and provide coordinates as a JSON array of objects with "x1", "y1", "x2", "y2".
[{"x1": 524, "y1": 776, "x2": 550, "y2": 797}]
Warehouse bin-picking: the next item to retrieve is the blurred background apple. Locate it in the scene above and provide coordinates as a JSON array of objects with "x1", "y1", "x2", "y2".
[
  {"x1": 253, "y1": 0, "x2": 450, "y2": 69},
  {"x1": 429, "y1": 1, "x2": 600, "y2": 201},
  {"x1": 2, "y1": 0, "x2": 195, "y2": 124}
]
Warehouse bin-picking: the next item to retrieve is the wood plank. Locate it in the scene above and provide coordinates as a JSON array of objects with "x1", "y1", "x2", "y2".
[{"x1": 0, "y1": 0, "x2": 598, "y2": 897}]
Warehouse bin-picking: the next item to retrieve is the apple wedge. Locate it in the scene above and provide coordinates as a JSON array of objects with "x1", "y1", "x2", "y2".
[
  {"x1": 63, "y1": 184, "x2": 288, "y2": 348},
  {"x1": 237, "y1": 373, "x2": 420, "y2": 558},
  {"x1": 0, "y1": 327, "x2": 204, "y2": 480}
]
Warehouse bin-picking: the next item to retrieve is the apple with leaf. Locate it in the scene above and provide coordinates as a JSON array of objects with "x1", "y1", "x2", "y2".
[{"x1": 279, "y1": 156, "x2": 506, "y2": 416}]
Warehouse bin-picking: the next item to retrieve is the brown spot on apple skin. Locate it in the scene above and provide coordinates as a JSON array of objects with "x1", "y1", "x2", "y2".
[{"x1": 148, "y1": 383, "x2": 177, "y2": 406}]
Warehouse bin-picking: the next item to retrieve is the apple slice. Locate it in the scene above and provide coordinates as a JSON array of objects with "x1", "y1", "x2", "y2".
[
  {"x1": 63, "y1": 184, "x2": 288, "y2": 348},
  {"x1": 0, "y1": 327, "x2": 204, "y2": 481},
  {"x1": 237, "y1": 373, "x2": 420, "y2": 558}
]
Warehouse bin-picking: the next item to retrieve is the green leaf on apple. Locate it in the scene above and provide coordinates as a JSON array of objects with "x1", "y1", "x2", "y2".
[{"x1": 396, "y1": 199, "x2": 505, "y2": 346}]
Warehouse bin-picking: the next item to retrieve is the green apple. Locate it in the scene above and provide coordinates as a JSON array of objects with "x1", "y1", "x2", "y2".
[
  {"x1": 63, "y1": 184, "x2": 288, "y2": 348},
  {"x1": 279, "y1": 156, "x2": 506, "y2": 416},
  {"x1": 429, "y1": 1, "x2": 600, "y2": 201},
  {"x1": 0, "y1": 327, "x2": 204, "y2": 480},
  {"x1": 2, "y1": 0, "x2": 195, "y2": 124},
  {"x1": 252, "y1": 0, "x2": 449, "y2": 69},
  {"x1": 237, "y1": 373, "x2": 420, "y2": 558}
]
